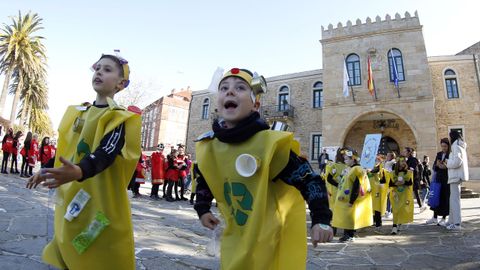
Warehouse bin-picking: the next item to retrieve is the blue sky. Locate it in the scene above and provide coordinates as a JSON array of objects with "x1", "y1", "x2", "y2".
[{"x1": 1, "y1": 0, "x2": 479, "y2": 130}]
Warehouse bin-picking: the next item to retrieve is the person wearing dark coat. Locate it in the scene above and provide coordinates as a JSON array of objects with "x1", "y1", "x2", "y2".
[{"x1": 425, "y1": 138, "x2": 450, "y2": 226}]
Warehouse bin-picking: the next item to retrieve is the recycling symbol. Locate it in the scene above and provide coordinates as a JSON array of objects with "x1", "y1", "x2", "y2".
[{"x1": 224, "y1": 182, "x2": 253, "y2": 226}]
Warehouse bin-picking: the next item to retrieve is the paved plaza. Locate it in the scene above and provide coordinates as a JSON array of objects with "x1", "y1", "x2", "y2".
[{"x1": 1, "y1": 174, "x2": 479, "y2": 270}]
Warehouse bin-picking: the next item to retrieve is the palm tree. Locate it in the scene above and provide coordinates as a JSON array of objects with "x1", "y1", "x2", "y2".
[
  {"x1": 0, "y1": 11, "x2": 47, "y2": 124},
  {"x1": 10, "y1": 71, "x2": 50, "y2": 131}
]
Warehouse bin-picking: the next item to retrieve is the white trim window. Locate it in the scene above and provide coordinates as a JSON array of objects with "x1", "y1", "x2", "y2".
[
  {"x1": 278, "y1": 85, "x2": 290, "y2": 111},
  {"x1": 310, "y1": 133, "x2": 322, "y2": 161},
  {"x1": 448, "y1": 125, "x2": 465, "y2": 141},
  {"x1": 201, "y1": 98, "x2": 210, "y2": 120},
  {"x1": 313, "y1": 81, "x2": 323, "y2": 108},
  {"x1": 444, "y1": 69, "x2": 460, "y2": 99}
]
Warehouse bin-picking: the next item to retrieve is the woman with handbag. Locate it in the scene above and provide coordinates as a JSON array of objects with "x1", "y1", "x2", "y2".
[
  {"x1": 426, "y1": 138, "x2": 450, "y2": 226},
  {"x1": 446, "y1": 130, "x2": 469, "y2": 231}
]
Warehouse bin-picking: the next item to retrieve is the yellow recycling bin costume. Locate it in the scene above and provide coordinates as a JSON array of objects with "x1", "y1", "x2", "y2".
[
  {"x1": 387, "y1": 170, "x2": 414, "y2": 224},
  {"x1": 368, "y1": 164, "x2": 390, "y2": 216},
  {"x1": 196, "y1": 130, "x2": 307, "y2": 270},
  {"x1": 43, "y1": 98, "x2": 141, "y2": 270},
  {"x1": 324, "y1": 162, "x2": 348, "y2": 212},
  {"x1": 332, "y1": 165, "x2": 373, "y2": 230}
]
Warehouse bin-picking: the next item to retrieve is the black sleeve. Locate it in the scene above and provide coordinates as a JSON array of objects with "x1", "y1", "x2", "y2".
[
  {"x1": 404, "y1": 178, "x2": 413, "y2": 186},
  {"x1": 193, "y1": 168, "x2": 214, "y2": 218},
  {"x1": 326, "y1": 173, "x2": 339, "y2": 187},
  {"x1": 77, "y1": 123, "x2": 126, "y2": 181},
  {"x1": 44, "y1": 157, "x2": 55, "y2": 168},
  {"x1": 379, "y1": 174, "x2": 386, "y2": 184},
  {"x1": 349, "y1": 177, "x2": 360, "y2": 205},
  {"x1": 370, "y1": 164, "x2": 380, "y2": 173},
  {"x1": 276, "y1": 151, "x2": 332, "y2": 227}
]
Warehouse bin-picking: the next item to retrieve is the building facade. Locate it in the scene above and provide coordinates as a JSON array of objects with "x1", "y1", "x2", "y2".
[
  {"x1": 142, "y1": 88, "x2": 192, "y2": 151},
  {"x1": 185, "y1": 12, "x2": 480, "y2": 178}
]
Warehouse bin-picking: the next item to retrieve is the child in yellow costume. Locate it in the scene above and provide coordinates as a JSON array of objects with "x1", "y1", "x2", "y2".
[
  {"x1": 194, "y1": 68, "x2": 333, "y2": 270},
  {"x1": 27, "y1": 53, "x2": 141, "y2": 270},
  {"x1": 332, "y1": 148, "x2": 373, "y2": 242},
  {"x1": 368, "y1": 154, "x2": 389, "y2": 232},
  {"x1": 388, "y1": 157, "x2": 414, "y2": 235}
]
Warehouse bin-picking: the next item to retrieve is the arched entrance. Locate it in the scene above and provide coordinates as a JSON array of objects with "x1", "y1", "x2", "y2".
[
  {"x1": 378, "y1": 136, "x2": 400, "y2": 155},
  {"x1": 343, "y1": 112, "x2": 416, "y2": 155}
]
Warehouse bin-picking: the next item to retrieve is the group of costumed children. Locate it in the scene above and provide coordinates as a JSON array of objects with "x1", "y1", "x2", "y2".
[
  {"x1": 2, "y1": 128, "x2": 56, "y2": 177},
  {"x1": 130, "y1": 143, "x2": 192, "y2": 202},
  {"x1": 22, "y1": 50, "x2": 414, "y2": 270},
  {"x1": 324, "y1": 148, "x2": 414, "y2": 240}
]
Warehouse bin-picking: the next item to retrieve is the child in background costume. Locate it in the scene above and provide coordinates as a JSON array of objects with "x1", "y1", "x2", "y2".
[
  {"x1": 39, "y1": 136, "x2": 52, "y2": 168},
  {"x1": 332, "y1": 148, "x2": 373, "y2": 242},
  {"x1": 165, "y1": 148, "x2": 180, "y2": 201},
  {"x1": 387, "y1": 157, "x2": 414, "y2": 235},
  {"x1": 20, "y1": 132, "x2": 32, "y2": 177},
  {"x1": 1, "y1": 127, "x2": 14, "y2": 174},
  {"x1": 10, "y1": 131, "x2": 22, "y2": 174},
  {"x1": 368, "y1": 154, "x2": 389, "y2": 231},
  {"x1": 323, "y1": 147, "x2": 348, "y2": 235},
  {"x1": 133, "y1": 152, "x2": 147, "y2": 197},
  {"x1": 176, "y1": 145, "x2": 189, "y2": 201},
  {"x1": 27, "y1": 53, "x2": 141, "y2": 270},
  {"x1": 194, "y1": 68, "x2": 333, "y2": 270},
  {"x1": 150, "y1": 143, "x2": 166, "y2": 200},
  {"x1": 27, "y1": 134, "x2": 39, "y2": 175}
]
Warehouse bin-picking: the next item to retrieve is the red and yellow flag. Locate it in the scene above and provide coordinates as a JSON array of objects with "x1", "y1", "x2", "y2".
[{"x1": 367, "y1": 56, "x2": 375, "y2": 96}]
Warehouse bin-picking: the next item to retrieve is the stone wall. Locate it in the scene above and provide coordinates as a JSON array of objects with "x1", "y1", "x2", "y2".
[{"x1": 429, "y1": 55, "x2": 480, "y2": 177}]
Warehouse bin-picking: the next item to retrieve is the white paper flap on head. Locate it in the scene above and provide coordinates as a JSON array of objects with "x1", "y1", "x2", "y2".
[{"x1": 207, "y1": 67, "x2": 224, "y2": 93}]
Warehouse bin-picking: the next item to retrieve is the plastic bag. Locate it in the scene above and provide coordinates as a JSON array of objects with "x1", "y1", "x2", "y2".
[{"x1": 206, "y1": 224, "x2": 223, "y2": 257}]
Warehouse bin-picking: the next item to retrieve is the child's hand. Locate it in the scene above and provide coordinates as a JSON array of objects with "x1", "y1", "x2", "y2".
[
  {"x1": 200, "y1": 212, "x2": 220, "y2": 230},
  {"x1": 26, "y1": 171, "x2": 46, "y2": 189},
  {"x1": 34, "y1": 156, "x2": 83, "y2": 189},
  {"x1": 311, "y1": 224, "x2": 334, "y2": 247}
]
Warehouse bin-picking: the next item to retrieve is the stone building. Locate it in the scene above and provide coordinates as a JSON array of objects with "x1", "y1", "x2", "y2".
[
  {"x1": 141, "y1": 88, "x2": 192, "y2": 151},
  {"x1": 185, "y1": 12, "x2": 480, "y2": 178}
]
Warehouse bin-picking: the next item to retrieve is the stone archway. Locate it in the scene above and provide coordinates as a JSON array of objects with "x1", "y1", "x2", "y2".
[{"x1": 342, "y1": 112, "x2": 417, "y2": 155}]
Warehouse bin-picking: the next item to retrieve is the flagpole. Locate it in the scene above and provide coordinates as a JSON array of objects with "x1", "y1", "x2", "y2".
[
  {"x1": 390, "y1": 48, "x2": 401, "y2": 98},
  {"x1": 373, "y1": 79, "x2": 378, "y2": 100},
  {"x1": 351, "y1": 85, "x2": 356, "y2": 102},
  {"x1": 343, "y1": 54, "x2": 355, "y2": 102}
]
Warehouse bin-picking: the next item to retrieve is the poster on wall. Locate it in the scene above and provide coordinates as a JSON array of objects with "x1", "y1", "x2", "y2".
[
  {"x1": 322, "y1": 146, "x2": 340, "y2": 162},
  {"x1": 360, "y1": 134, "x2": 382, "y2": 170}
]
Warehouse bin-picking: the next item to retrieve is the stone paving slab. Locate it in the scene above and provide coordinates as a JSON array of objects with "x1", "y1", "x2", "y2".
[{"x1": 1, "y1": 175, "x2": 479, "y2": 269}]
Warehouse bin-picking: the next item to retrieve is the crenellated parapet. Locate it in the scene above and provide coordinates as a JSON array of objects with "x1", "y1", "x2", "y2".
[{"x1": 321, "y1": 11, "x2": 421, "y2": 41}]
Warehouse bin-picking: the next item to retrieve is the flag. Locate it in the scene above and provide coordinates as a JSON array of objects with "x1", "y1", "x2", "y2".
[
  {"x1": 343, "y1": 60, "x2": 350, "y2": 97},
  {"x1": 390, "y1": 49, "x2": 399, "y2": 88},
  {"x1": 367, "y1": 56, "x2": 375, "y2": 96}
]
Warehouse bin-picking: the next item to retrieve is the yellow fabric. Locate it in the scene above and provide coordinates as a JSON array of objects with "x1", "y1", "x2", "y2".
[
  {"x1": 387, "y1": 171, "x2": 414, "y2": 224},
  {"x1": 324, "y1": 162, "x2": 347, "y2": 212},
  {"x1": 368, "y1": 164, "x2": 390, "y2": 215},
  {"x1": 332, "y1": 165, "x2": 373, "y2": 230},
  {"x1": 43, "y1": 98, "x2": 141, "y2": 270},
  {"x1": 196, "y1": 130, "x2": 306, "y2": 270}
]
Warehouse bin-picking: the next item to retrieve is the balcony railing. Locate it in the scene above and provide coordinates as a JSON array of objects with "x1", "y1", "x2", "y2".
[{"x1": 260, "y1": 105, "x2": 295, "y2": 120}]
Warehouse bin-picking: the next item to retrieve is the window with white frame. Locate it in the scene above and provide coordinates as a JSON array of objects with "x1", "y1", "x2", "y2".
[
  {"x1": 201, "y1": 98, "x2": 210, "y2": 120},
  {"x1": 278, "y1": 86, "x2": 290, "y2": 111},
  {"x1": 387, "y1": 48, "x2": 406, "y2": 82},
  {"x1": 444, "y1": 69, "x2": 460, "y2": 99},
  {"x1": 346, "y1": 54, "x2": 361, "y2": 86},
  {"x1": 313, "y1": 81, "x2": 323, "y2": 108},
  {"x1": 311, "y1": 134, "x2": 322, "y2": 161},
  {"x1": 448, "y1": 126, "x2": 465, "y2": 140}
]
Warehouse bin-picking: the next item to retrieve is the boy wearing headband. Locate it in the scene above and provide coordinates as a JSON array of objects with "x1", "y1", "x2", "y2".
[
  {"x1": 332, "y1": 148, "x2": 373, "y2": 242},
  {"x1": 194, "y1": 68, "x2": 333, "y2": 269},
  {"x1": 27, "y1": 54, "x2": 141, "y2": 269}
]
